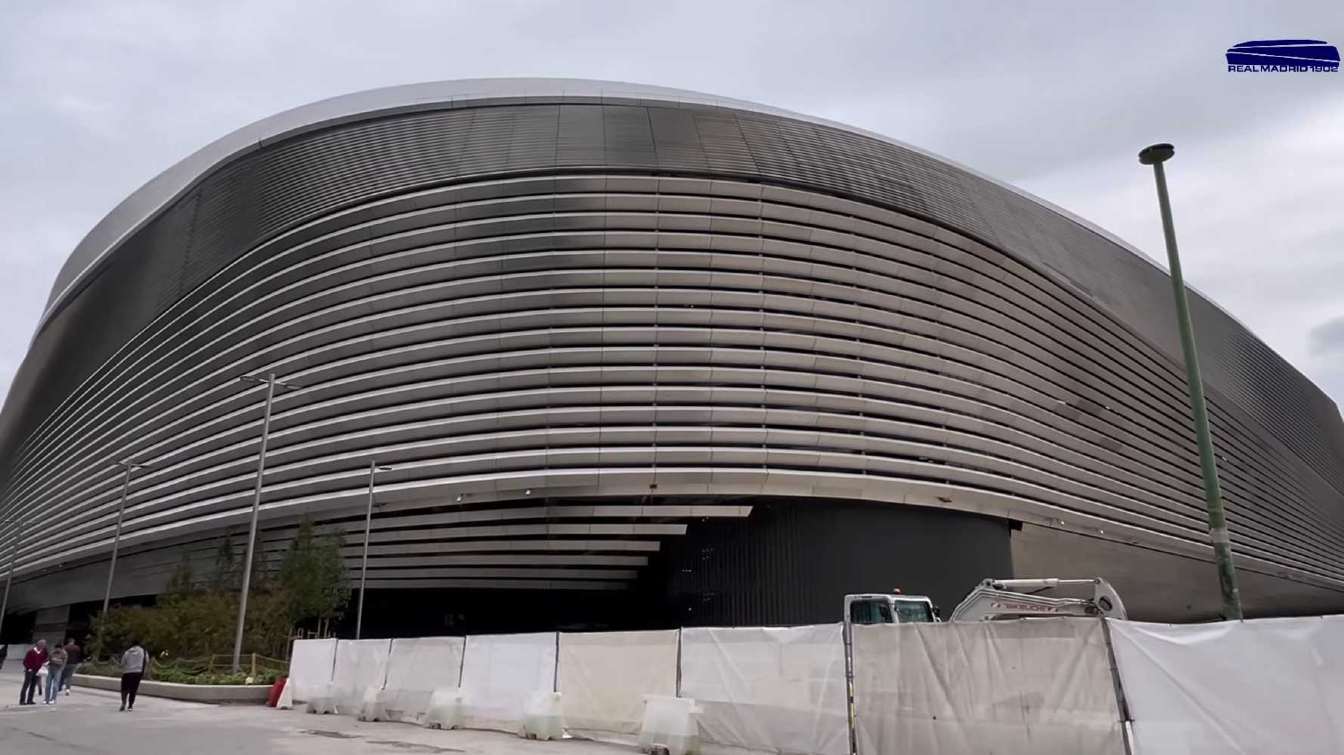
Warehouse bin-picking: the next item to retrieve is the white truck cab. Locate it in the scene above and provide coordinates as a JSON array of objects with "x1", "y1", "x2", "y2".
[{"x1": 843, "y1": 591, "x2": 939, "y2": 625}]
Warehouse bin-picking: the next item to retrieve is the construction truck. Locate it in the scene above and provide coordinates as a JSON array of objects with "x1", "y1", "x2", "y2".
[{"x1": 842, "y1": 576, "x2": 1126, "y2": 627}]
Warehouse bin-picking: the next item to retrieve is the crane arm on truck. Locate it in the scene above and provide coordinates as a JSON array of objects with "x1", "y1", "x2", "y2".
[{"x1": 949, "y1": 577, "x2": 1127, "y2": 621}]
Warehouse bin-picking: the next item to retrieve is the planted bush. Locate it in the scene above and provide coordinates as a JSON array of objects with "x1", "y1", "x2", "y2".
[{"x1": 87, "y1": 517, "x2": 349, "y2": 685}]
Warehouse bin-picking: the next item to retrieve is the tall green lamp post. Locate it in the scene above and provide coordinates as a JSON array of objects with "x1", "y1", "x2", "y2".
[{"x1": 1139, "y1": 142, "x2": 1243, "y2": 620}]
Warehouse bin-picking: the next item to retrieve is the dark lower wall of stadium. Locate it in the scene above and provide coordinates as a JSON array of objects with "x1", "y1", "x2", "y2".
[
  {"x1": 335, "y1": 499, "x2": 1011, "y2": 636},
  {"x1": 645, "y1": 499, "x2": 1012, "y2": 627}
]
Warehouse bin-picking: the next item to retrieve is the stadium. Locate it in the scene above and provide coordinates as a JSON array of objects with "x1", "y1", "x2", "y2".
[{"x1": 1, "y1": 79, "x2": 1342, "y2": 640}]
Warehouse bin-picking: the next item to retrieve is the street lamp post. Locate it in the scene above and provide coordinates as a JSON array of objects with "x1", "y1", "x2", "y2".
[
  {"x1": 232, "y1": 372, "x2": 302, "y2": 672},
  {"x1": 355, "y1": 461, "x2": 392, "y2": 640},
  {"x1": 101, "y1": 460, "x2": 151, "y2": 620},
  {"x1": 0, "y1": 515, "x2": 23, "y2": 640},
  {"x1": 1139, "y1": 142, "x2": 1243, "y2": 620}
]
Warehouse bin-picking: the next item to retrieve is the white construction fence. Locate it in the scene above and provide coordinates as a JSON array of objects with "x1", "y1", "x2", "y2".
[
  {"x1": 1109, "y1": 616, "x2": 1344, "y2": 754},
  {"x1": 382, "y1": 637, "x2": 466, "y2": 724},
  {"x1": 558, "y1": 629, "x2": 678, "y2": 742},
  {"x1": 680, "y1": 624, "x2": 849, "y2": 755},
  {"x1": 458, "y1": 631, "x2": 557, "y2": 733},
  {"x1": 852, "y1": 618, "x2": 1126, "y2": 754},
  {"x1": 286, "y1": 614, "x2": 1344, "y2": 754}
]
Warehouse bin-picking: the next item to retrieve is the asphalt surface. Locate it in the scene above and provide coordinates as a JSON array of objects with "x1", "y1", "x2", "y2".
[{"x1": 0, "y1": 667, "x2": 628, "y2": 754}]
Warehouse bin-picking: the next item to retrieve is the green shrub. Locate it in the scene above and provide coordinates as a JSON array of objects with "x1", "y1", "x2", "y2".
[
  {"x1": 89, "y1": 589, "x2": 292, "y2": 660},
  {"x1": 150, "y1": 667, "x2": 279, "y2": 686},
  {"x1": 76, "y1": 660, "x2": 123, "y2": 677},
  {"x1": 88, "y1": 517, "x2": 349, "y2": 664}
]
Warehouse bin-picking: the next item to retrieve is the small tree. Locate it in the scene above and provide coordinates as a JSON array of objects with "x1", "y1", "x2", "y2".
[
  {"x1": 164, "y1": 552, "x2": 195, "y2": 596},
  {"x1": 210, "y1": 532, "x2": 238, "y2": 590},
  {"x1": 277, "y1": 518, "x2": 349, "y2": 633}
]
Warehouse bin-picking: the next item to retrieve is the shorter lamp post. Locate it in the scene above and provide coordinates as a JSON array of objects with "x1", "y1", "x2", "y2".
[
  {"x1": 101, "y1": 460, "x2": 152, "y2": 620},
  {"x1": 355, "y1": 461, "x2": 392, "y2": 640},
  {"x1": 0, "y1": 515, "x2": 23, "y2": 641}
]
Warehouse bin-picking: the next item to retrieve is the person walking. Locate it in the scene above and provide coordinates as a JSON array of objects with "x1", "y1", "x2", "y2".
[
  {"x1": 60, "y1": 638, "x2": 81, "y2": 695},
  {"x1": 19, "y1": 639, "x2": 48, "y2": 705},
  {"x1": 0, "y1": 643, "x2": 7, "y2": 670},
  {"x1": 119, "y1": 639, "x2": 147, "y2": 712},
  {"x1": 43, "y1": 643, "x2": 67, "y2": 704}
]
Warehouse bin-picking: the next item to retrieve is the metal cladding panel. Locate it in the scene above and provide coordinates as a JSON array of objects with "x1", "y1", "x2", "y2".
[
  {"x1": 8, "y1": 99, "x2": 1339, "y2": 495},
  {"x1": 957, "y1": 169, "x2": 1344, "y2": 492},
  {"x1": 0, "y1": 83, "x2": 1341, "y2": 622}
]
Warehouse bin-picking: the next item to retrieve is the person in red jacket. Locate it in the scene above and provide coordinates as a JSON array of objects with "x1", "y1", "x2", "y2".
[{"x1": 20, "y1": 639, "x2": 48, "y2": 705}]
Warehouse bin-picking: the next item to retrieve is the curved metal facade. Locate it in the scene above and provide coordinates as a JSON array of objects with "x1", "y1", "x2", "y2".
[{"x1": 2, "y1": 80, "x2": 1343, "y2": 623}]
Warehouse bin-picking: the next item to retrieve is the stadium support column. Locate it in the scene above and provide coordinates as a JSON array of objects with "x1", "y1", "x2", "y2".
[{"x1": 1139, "y1": 142, "x2": 1243, "y2": 620}]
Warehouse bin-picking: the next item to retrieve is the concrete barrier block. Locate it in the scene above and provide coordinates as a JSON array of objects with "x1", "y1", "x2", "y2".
[
  {"x1": 638, "y1": 695, "x2": 700, "y2": 755},
  {"x1": 357, "y1": 688, "x2": 388, "y2": 721},
  {"x1": 523, "y1": 690, "x2": 563, "y2": 740},
  {"x1": 424, "y1": 687, "x2": 466, "y2": 730}
]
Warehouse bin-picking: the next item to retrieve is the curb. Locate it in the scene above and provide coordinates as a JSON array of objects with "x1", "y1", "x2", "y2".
[{"x1": 73, "y1": 674, "x2": 271, "y2": 704}]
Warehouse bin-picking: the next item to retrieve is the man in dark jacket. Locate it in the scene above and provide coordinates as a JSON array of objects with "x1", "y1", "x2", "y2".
[
  {"x1": 20, "y1": 639, "x2": 48, "y2": 705},
  {"x1": 60, "y1": 638, "x2": 82, "y2": 695}
]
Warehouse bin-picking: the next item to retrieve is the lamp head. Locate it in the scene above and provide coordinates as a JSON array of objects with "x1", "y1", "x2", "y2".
[{"x1": 1138, "y1": 143, "x2": 1175, "y2": 165}]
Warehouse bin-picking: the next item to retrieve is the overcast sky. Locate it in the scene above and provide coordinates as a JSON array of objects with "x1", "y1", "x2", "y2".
[{"x1": 1, "y1": 1, "x2": 1341, "y2": 413}]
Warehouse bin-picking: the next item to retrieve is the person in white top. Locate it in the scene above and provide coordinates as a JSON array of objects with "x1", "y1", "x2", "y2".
[{"x1": 119, "y1": 639, "x2": 147, "y2": 712}]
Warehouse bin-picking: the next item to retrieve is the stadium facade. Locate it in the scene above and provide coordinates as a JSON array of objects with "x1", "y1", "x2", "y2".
[{"x1": 2, "y1": 79, "x2": 1343, "y2": 638}]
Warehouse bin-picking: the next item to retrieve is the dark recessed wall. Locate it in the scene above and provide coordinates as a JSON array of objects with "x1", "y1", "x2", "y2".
[
  {"x1": 331, "y1": 499, "x2": 1012, "y2": 636},
  {"x1": 645, "y1": 498, "x2": 1013, "y2": 626}
]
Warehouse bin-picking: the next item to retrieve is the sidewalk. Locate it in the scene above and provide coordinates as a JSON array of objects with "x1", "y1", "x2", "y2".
[{"x1": 0, "y1": 667, "x2": 630, "y2": 754}]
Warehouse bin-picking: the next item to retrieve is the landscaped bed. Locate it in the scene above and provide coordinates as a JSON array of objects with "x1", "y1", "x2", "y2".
[
  {"x1": 72, "y1": 673, "x2": 273, "y2": 704},
  {"x1": 78, "y1": 653, "x2": 285, "y2": 686}
]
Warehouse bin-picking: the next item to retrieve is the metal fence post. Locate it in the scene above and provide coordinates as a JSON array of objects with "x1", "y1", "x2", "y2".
[{"x1": 1099, "y1": 618, "x2": 1136, "y2": 755}]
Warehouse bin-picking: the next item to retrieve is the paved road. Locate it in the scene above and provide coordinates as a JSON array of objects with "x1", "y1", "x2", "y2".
[{"x1": 0, "y1": 668, "x2": 628, "y2": 754}]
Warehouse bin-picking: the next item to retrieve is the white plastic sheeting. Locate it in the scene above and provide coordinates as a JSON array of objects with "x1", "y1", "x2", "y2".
[
  {"x1": 851, "y1": 618, "x2": 1125, "y2": 755},
  {"x1": 287, "y1": 638, "x2": 337, "y2": 703},
  {"x1": 382, "y1": 637, "x2": 466, "y2": 724},
  {"x1": 1110, "y1": 616, "x2": 1344, "y2": 754},
  {"x1": 331, "y1": 638, "x2": 391, "y2": 712},
  {"x1": 557, "y1": 629, "x2": 679, "y2": 741},
  {"x1": 679, "y1": 624, "x2": 849, "y2": 755},
  {"x1": 458, "y1": 632, "x2": 557, "y2": 734}
]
